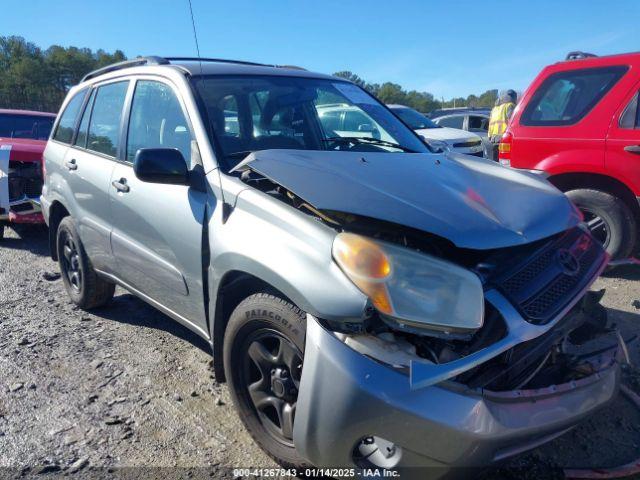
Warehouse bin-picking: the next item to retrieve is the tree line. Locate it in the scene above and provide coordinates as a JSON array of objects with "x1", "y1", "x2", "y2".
[
  {"x1": 0, "y1": 36, "x2": 497, "y2": 114},
  {"x1": 0, "y1": 36, "x2": 125, "y2": 112}
]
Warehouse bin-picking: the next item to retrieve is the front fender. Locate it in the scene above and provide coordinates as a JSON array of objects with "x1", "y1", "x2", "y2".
[{"x1": 209, "y1": 186, "x2": 368, "y2": 326}]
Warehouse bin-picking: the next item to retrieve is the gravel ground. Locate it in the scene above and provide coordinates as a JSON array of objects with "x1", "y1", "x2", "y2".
[{"x1": 1, "y1": 224, "x2": 639, "y2": 479}]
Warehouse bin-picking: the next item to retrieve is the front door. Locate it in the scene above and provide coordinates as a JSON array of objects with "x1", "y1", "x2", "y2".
[
  {"x1": 108, "y1": 78, "x2": 208, "y2": 334},
  {"x1": 606, "y1": 84, "x2": 640, "y2": 197}
]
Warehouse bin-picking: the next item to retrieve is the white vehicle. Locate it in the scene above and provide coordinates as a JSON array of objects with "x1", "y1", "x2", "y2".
[{"x1": 387, "y1": 104, "x2": 486, "y2": 157}]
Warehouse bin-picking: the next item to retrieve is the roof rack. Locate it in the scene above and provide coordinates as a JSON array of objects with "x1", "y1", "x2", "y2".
[
  {"x1": 164, "y1": 56, "x2": 273, "y2": 67},
  {"x1": 81, "y1": 56, "x2": 308, "y2": 82},
  {"x1": 81, "y1": 56, "x2": 169, "y2": 82},
  {"x1": 565, "y1": 51, "x2": 598, "y2": 61}
]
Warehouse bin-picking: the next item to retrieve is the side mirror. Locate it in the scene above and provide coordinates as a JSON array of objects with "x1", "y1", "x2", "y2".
[{"x1": 133, "y1": 148, "x2": 189, "y2": 185}]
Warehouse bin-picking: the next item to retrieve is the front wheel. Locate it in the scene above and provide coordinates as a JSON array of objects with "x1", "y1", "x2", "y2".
[
  {"x1": 223, "y1": 293, "x2": 308, "y2": 468},
  {"x1": 57, "y1": 216, "x2": 115, "y2": 309},
  {"x1": 566, "y1": 189, "x2": 637, "y2": 260}
]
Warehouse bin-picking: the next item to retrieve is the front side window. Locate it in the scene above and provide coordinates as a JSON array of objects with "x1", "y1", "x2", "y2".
[
  {"x1": 127, "y1": 80, "x2": 192, "y2": 163},
  {"x1": 436, "y1": 116, "x2": 464, "y2": 129},
  {"x1": 193, "y1": 76, "x2": 428, "y2": 171},
  {"x1": 87, "y1": 81, "x2": 129, "y2": 157},
  {"x1": 53, "y1": 90, "x2": 86, "y2": 144},
  {"x1": 521, "y1": 66, "x2": 628, "y2": 126},
  {"x1": 391, "y1": 107, "x2": 439, "y2": 130}
]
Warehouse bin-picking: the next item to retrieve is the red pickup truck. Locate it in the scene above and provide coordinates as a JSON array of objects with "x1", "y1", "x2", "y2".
[
  {"x1": 0, "y1": 109, "x2": 56, "y2": 239},
  {"x1": 500, "y1": 51, "x2": 640, "y2": 261}
]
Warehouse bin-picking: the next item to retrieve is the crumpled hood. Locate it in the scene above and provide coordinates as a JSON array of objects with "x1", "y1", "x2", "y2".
[
  {"x1": 415, "y1": 127, "x2": 481, "y2": 144},
  {"x1": 236, "y1": 149, "x2": 580, "y2": 249}
]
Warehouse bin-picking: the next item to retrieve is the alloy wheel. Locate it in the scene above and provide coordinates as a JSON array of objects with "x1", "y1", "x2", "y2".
[
  {"x1": 241, "y1": 329, "x2": 303, "y2": 446},
  {"x1": 582, "y1": 208, "x2": 611, "y2": 248},
  {"x1": 61, "y1": 233, "x2": 82, "y2": 292}
]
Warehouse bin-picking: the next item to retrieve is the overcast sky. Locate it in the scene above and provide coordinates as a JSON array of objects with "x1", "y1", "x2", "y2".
[{"x1": 5, "y1": 0, "x2": 640, "y2": 98}]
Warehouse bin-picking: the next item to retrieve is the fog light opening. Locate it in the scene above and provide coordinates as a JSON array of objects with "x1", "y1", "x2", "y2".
[{"x1": 353, "y1": 436, "x2": 402, "y2": 469}]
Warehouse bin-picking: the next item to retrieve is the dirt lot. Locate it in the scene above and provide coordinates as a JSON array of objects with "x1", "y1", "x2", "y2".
[{"x1": 1, "y1": 224, "x2": 639, "y2": 479}]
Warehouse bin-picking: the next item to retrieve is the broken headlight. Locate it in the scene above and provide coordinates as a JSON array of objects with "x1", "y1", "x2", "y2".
[{"x1": 332, "y1": 233, "x2": 484, "y2": 336}]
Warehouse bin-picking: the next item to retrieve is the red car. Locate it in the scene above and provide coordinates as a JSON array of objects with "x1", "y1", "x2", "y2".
[
  {"x1": 500, "y1": 51, "x2": 640, "y2": 261},
  {"x1": 0, "y1": 109, "x2": 56, "y2": 239}
]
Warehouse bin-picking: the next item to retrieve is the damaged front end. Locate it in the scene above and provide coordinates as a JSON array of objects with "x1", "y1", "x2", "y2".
[
  {"x1": 234, "y1": 149, "x2": 622, "y2": 470},
  {"x1": 0, "y1": 144, "x2": 45, "y2": 225}
]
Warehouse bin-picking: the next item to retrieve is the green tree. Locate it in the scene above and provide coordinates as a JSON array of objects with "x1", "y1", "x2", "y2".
[{"x1": 0, "y1": 36, "x2": 128, "y2": 112}]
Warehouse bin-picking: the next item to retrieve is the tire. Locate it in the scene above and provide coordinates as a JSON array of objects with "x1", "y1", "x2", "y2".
[
  {"x1": 0, "y1": 222, "x2": 4, "y2": 241},
  {"x1": 223, "y1": 293, "x2": 309, "y2": 469},
  {"x1": 56, "y1": 216, "x2": 115, "y2": 309},
  {"x1": 566, "y1": 189, "x2": 637, "y2": 260}
]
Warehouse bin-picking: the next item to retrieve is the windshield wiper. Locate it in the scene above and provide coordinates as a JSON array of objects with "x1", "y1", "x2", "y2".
[{"x1": 322, "y1": 136, "x2": 418, "y2": 153}]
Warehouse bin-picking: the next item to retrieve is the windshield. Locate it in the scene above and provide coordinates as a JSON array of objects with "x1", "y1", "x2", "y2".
[
  {"x1": 192, "y1": 75, "x2": 429, "y2": 171},
  {"x1": 391, "y1": 107, "x2": 439, "y2": 130},
  {"x1": 0, "y1": 113, "x2": 54, "y2": 140}
]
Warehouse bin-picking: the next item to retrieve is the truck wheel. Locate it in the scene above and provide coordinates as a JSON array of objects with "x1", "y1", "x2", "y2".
[
  {"x1": 566, "y1": 189, "x2": 637, "y2": 260},
  {"x1": 223, "y1": 293, "x2": 309, "y2": 469},
  {"x1": 56, "y1": 217, "x2": 115, "y2": 309}
]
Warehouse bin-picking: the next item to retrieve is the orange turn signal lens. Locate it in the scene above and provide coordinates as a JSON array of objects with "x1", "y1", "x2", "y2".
[
  {"x1": 332, "y1": 233, "x2": 393, "y2": 314},
  {"x1": 498, "y1": 142, "x2": 511, "y2": 154},
  {"x1": 332, "y1": 233, "x2": 391, "y2": 280}
]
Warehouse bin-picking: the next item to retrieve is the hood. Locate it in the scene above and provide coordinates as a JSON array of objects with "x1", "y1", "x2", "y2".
[
  {"x1": 236, "y1": 149, "x2": 580, "y2": 249},
  {"x1": 0, "y1": 138, "x2": 46, "y2": 163},
  {"x1": 415, "y1": 127, "x2": 480, "y2": 144}
]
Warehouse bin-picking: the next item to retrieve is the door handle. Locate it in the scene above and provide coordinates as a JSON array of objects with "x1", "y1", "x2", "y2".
[
  {"x1": 65, "y1": 159, "x2": 78, "y2": 170},
  {"x1": 112, "y1": 178, "x2": 130, "y2": 193},
  {"x1": 624, "y1": 145, "x2": 640, "y2": 154}
]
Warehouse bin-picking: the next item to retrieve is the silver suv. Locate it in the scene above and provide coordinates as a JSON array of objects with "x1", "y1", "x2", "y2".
[{"x1": 42, "y1": 57, "x2": 619, "y2": 475}]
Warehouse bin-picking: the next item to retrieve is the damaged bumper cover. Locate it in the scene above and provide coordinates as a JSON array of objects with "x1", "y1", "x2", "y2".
[{"x1": 294, "y1": 313, "x2": 619, "y2": 472}]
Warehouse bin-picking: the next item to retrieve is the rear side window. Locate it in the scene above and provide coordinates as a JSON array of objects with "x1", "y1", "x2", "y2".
[
  {"x1": 87, "y1": 81, "x2": 129, "y2": 157},
  {"x1": 521, "y1": 66, "x2": 628, "y2": 126},
  {"x1": 53, "y1": 90, "x2": 86, "y2": 144}
]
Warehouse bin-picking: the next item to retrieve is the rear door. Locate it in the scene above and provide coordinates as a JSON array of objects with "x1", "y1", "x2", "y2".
[
  {"x1": 605, "y1": 85, "x2": 640, "y2": 194},
  {"x1": 108, "y1": 77, "x2": 207, "y2": 334},
  {"x1": 59, "y1": 81, "x2": 129, "y2": 271}
]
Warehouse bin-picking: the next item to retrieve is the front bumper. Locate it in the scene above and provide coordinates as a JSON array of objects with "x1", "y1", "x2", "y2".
[
  {"x1": 294, "y1": 314, "x2": 619, "y2": 475},
  {"x1": 0, "y1": 196, "x2": 44, "y2": 224}
]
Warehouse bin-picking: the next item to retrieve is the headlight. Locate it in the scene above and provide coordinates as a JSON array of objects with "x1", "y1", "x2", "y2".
[{"x1": 332, "y1": 233, "x2": 484, "y2": 335}]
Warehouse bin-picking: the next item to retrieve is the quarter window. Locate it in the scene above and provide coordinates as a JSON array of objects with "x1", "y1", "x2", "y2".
[
  {"x1": 521, "y1": 66, "x2": 628, "y2": 126},
  {"x1": 87, "y1": 81, "x2": 129, "y2": 157},
  {"x1": 127, "y1": 80, "x2": 192, "y2": 163},
  {"x1": 74, "y1": 90, "x2": 96, "y2": 148},
  {"x1": 53, "y1": 90, "x2": 86, "y2": 144},
  {"x1": 619, "y1": 92, "x2": 639, "y2": 129}
]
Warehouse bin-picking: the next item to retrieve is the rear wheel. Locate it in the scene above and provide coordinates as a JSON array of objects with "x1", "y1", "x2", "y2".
[
  {"x1": 57, "y1": 217, "x2": 115, "y2": 309},
  {"x1": 223, "y1": 293, "x2": 308, "y2": 468},
  {"x1": 566, "y1": 189, "x2": 637, "y2": 260}
]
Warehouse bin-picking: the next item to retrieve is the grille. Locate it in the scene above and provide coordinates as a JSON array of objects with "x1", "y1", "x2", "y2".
[
  {"x1": 496, "y1": 227, "x2": 605, "y2": 324},
  {"x1": 453, "y1": 139, "x2": 482, "y2": 148}
]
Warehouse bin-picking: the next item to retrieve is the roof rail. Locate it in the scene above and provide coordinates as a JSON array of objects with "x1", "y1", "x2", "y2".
[
  {"x1": 565, "y1": 51, "x2": 598, "y2": 61},
  {"x1": 165, "y1": 57, "x2": 306, "y2": 70},
  {"x1": 165, "y1": 57, "x2": 273, "y2": 67},
  {"x1": 81, "y1": 56, "x2": 169, "y2": 82}
]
